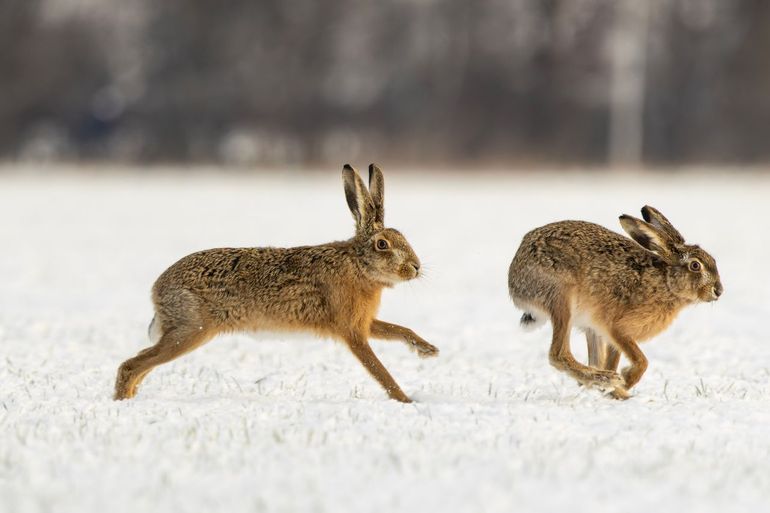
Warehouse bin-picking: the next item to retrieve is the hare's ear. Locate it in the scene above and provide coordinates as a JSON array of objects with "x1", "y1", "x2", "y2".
[
  {"x1": 619, "y1": 214, "x2": 679, "y2": 263},
  {"x1": 342, "y1": 164, "x2": 375, "y2": 233},
  {"x1": 368, "y1": 163, "x2": 384, "y2": 226},
  {"x1": 641, "y1": 205, "x2": 685, "y2": 244}
]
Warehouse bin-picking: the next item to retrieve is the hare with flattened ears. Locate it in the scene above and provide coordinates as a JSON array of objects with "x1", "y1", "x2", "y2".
[
  {"x1": 114, "y1": 164, "x2": 438, "y2": 402},
  {"x1": 508, "y1": 206, "x2": 722, "y2": 399}
]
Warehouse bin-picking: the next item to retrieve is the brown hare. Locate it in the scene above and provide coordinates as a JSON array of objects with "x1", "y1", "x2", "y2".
[
  {"x1": 115, "y1": 164, "x2": 438, "y2": 403},
  {"x1": 508, "y1": 206, "x2": 722, "y2": 399}
]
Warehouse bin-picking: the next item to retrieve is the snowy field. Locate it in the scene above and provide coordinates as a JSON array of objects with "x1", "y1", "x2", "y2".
[{"x1": 1, "y1": 166, "x2": 768, "y2": 513}]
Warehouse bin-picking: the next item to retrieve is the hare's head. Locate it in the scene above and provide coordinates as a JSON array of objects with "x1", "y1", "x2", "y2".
[
  {"x1": 342, "y1": 164, "x2": 421, "y2": 286},
  {"x1": 620, "y1": 206, "x2": 723, "y2": 303}
]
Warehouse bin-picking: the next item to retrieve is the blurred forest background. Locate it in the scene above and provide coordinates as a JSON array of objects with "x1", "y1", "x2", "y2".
[{"x1": 2, "y1": 0, "x2": 769, "y2": 168}]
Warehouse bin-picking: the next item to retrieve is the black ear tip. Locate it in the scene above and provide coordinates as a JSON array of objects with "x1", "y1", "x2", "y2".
[{"x1": 343, "y1": 164, "x2": 353, "y2": 171}]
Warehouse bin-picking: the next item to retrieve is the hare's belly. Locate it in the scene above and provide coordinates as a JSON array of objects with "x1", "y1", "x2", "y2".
[
  {"x1": 573, "y1": 299, "x2": 683, "y2": 342},
  {"x1": 615, "y1": 308, "x2": 681, "y2": 342},
  {"x1": 246, "y1": 328, "x2": 325, "y2": 343},
  {"x1": 571, "y1": 307, "x2": 613, "y2": 339},
  {"x1": 571, "y1": 307, "x2": 596, "y2": 332},
  {"x1": 230, "y1": 310, "x2": 332, "y2": 335}
]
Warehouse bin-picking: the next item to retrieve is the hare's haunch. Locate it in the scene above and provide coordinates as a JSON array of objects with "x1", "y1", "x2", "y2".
[{"x1": 114, "y1": 164, "x2": 438, "y2": 402}]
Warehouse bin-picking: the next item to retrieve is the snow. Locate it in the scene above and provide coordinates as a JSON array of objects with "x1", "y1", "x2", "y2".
[{"x1": 1, "y1": 167, "x2": 769, "y2": 513}]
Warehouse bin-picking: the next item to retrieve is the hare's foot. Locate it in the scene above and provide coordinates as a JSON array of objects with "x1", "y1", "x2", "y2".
[
  {"x1": 369, "y1": 320, "x2": 438, "y2": 359},
  {"x1": 114, "y1": 387, "x2": 133, "y2": 401},
  {"x1": 391, "y1": 390, "x2": 413, "y2": 403},
  {"x1": 114, "y1": 356, "x2": 149, "y2": 400},
  {"x1": 589, "y1": 368, "x2": 631, "y2": 399},
  {"x1": 410, "y1": 338, "x2": 439, "y2": 358},
  {"x1": 583, "y1": 368, "x2": 625, "y2": 392},
  {"x1": 609, "y1": 386, "x2": 631, "y2": 400},
  {"x1": 115, "y1": 386, "x2": 137, "y2": 400},
  {"x1": 114, "y1": 366, "x2": 138, "y2": 400}
]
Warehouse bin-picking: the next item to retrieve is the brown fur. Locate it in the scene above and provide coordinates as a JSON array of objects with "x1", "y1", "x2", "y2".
[
  {"x1": 114, "y1": 164, "x2": 438, "y2": 403},
  {"x1": 509, "y1": 206, "x2": 722, "y2": 399}
]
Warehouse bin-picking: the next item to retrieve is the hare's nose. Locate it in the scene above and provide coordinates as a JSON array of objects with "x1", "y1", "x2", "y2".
[
  {"x1": 411, "y1": 263, "x2": 420, "y2": 273},
  {"x1": 713, "y1": 283, "x2": 723, "y2": 297}
]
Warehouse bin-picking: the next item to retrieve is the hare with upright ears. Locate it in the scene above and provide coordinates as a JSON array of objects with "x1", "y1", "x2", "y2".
[
  {"x1": 508, "y1": 206, "x2": 722, "y2": 399},
  {"x1": 114, "y1": 164, "x2": 438, "y2": 403}
]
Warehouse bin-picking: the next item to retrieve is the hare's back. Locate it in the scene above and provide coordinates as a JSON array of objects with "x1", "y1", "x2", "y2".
[
  {"x1": 154, "y1": 247, "x2": 257, "y2": 289},
  {"x1": 513, "y1": 220, "x2": 645, "y2": 276},
  {"x1": 521, "y1": 219, "x2": 616, "y2": 255},
  {"x1": 154, "y1": 246, "x2": 338, "y2": 292},
  {"x1": 151, "y1": 246, "x2": 342, "y2": 327}
]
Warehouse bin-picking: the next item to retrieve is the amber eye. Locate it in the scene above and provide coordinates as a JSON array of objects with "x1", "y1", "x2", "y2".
[
  {"x1": 376, "y1": 239, "x2": 390, "y2": 251},
  {"x1": 688, "y1": 260, "x2": 702, "y2": 272}
]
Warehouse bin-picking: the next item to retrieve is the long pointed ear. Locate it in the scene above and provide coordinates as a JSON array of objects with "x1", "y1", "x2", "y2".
[
  {"x1": 619, "y1": 214, "x2": 679, "y2": 262},
  {"x1": 641, "y1": 205, "x2": 685, "y2": 244},
  {"x1": 368, "y1": 163, "x2": 384, "y2": 226},
  {"x1": 342, "y1": 164, "x2": 374, "y2": 233}
]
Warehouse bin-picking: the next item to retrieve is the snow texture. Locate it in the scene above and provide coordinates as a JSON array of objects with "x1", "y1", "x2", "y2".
[{"x1": 0, "y1": 168, "x2": 768, "y2": 513}]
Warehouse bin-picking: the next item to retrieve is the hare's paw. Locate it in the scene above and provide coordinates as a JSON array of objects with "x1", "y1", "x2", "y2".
[
  {"x1": 609, "y1": 386, "x2": 631, "y2": 400},
  {"x1": 114, "y1": 374, "x2": 135, "y2": 400},
  {"x1": 388, "y1": 390, "x2": 413, "y2": 403},
  {"x1": 589, "y1": 369, "x2": 625, "y2": 391},
  {"x1": 113, "y1": 385, "x2": 136, "y2": 400},
  {"x1": 411, "y1": 339, "x2": 439, "y2": 358}
]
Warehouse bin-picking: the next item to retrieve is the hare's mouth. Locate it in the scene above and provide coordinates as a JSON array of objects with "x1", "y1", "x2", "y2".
[
  {"x1": 402, "y1": 263, "x2": 420, "y2": 280},
  {"x1": 377, "y1": 264, "x2": 419, "y2": 285}
]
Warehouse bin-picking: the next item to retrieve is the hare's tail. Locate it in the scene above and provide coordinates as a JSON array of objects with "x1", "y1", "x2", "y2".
[
  {"x1": 520, "y1": 312, "x2": 545, "y2": 331},
  {"x1": 148, "y1": 315, "x2": 162, "y2": 344}
]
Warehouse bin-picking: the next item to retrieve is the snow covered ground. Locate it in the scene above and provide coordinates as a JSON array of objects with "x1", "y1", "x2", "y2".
[{"x1": 0, "y1": 166, "x2": 768, "y2": 513}]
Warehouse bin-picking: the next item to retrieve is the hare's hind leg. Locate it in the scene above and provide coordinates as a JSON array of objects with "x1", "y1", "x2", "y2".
[
  {"x1": 345, "y1": 334, "x2": 411, "y2": 403},
  {"x1": 114, "y1": 325, "x2": 215, "y2": 400},
  {"x1": 369, "y1": 319, "x2": 439, "y2": 358},
  {"x1": 547, "y1": 294, "x2": 624, "y2": 392}
]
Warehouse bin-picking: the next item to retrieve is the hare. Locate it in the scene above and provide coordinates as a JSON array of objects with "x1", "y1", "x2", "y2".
[
  {"x1": 508, "y1": 206, "x2": 722, "y2": 399},
  {"x1": 114, "y1": 164, "x2": 438, "y2": 403}
]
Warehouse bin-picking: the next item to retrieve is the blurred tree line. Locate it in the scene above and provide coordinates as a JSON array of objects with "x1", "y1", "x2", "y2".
[{"x1": 2, "y1": 0, "x2": 769, "y2": 167}]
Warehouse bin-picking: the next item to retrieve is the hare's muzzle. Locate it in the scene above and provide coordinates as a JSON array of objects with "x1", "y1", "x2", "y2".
[{"x1": 712, "y1": 282, "x2": 724, "y2": 299}]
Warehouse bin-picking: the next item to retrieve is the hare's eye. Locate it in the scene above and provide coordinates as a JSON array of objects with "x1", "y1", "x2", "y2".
[
  {"x1": 376, "y1": 239, "x2": 390, "y2": 251},
  {"x1": 688, "y1": 260, "x2": 702, "y2": 272}
]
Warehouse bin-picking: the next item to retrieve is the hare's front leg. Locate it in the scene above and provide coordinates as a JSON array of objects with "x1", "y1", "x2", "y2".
[
  {"x1": 586, "y1": 329, "x2": 620, "y2": 371},
  {"x1": 345, "y1": 333, "x2": 411, "y2": 403},
  {"x1": 583, "y1": 330, "x2": 628, "y2": 398},
  {"x1": 609, "y1": 331, "x2": 648, "y2": 392},
  {"x1": 369, "y1": 319, "x2": 439, "y2": 358}
]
